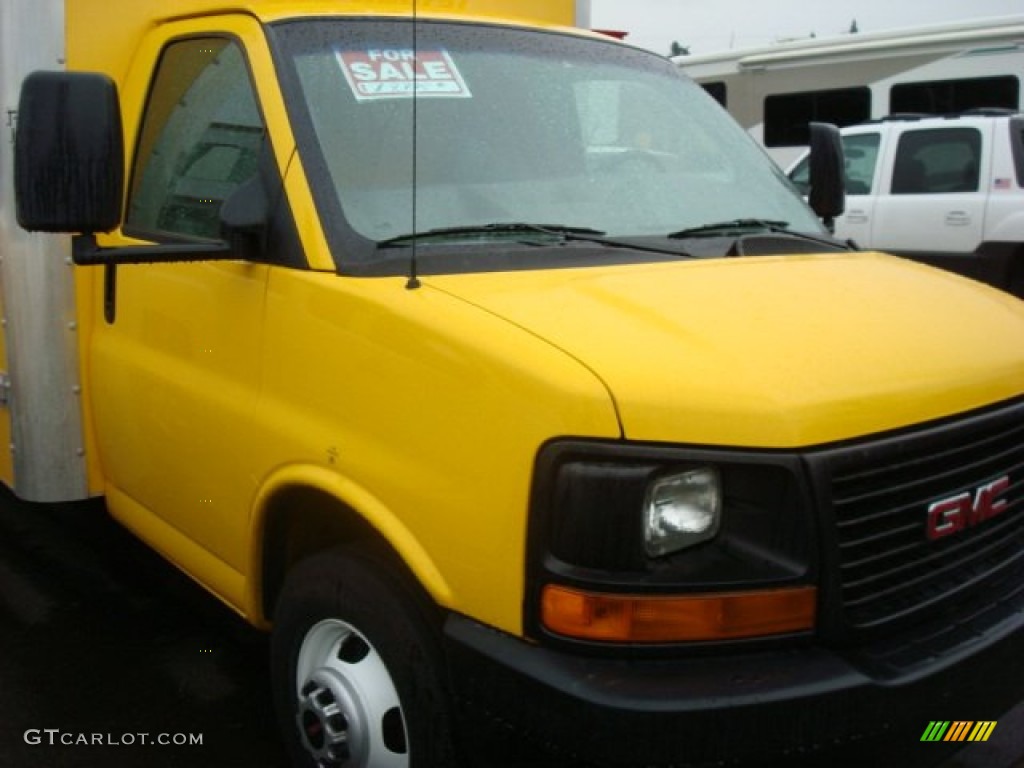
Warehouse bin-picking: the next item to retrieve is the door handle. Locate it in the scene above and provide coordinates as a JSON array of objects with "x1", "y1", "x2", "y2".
[
  {"x1": 945, "y1": 211, "x2": 971, "y2": 226},
  {"x1": 845, "y1": 209, "x2": 869, "y2": 224}
]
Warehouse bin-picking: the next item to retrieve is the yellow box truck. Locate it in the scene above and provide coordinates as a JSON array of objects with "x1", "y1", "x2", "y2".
[{"x1": 3, "y1": 1, "x2": 1023, "y2": 766}]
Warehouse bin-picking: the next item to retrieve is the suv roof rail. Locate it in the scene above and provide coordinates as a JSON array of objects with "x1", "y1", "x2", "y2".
[
  {"x1": 858, "y1": 109, "x2": 1022, "y2": 128},
  {"x1": 879, "y1": 113, "x2": 932, "y2": 122},
  {"x1": 958, "y1": 107, "x2": 1019, "y2": 117}
]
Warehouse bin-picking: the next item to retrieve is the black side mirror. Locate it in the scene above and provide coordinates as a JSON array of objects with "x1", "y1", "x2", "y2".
[
  {"x1": 807, "y1": 122, "x2": 845, "y2": 233},
  {"x1": 15, "y1": 71, "x2": 124, "y2": 234}
]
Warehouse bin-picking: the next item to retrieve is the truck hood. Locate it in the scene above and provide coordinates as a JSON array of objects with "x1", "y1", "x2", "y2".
[{"x1": 427, "y1": 252, "x2": 1024, "y2": 447}]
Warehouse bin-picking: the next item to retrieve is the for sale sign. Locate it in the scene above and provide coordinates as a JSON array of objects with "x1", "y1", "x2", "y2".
[{"x1": 338, "y1": 49, "x2": 473, "y2": 101}]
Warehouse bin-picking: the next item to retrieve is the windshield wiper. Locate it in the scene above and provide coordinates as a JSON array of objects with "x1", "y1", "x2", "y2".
[
  {"x1": 378, "y1": 222, "x2": 693, "y2": 257},
  {"x1": 378, "y1": 222, "x2": 606, "y2": 246},
  {"x1": 667, "y1": 219, "x2": 790, "y2": 238},
  {"x1": 667, "y1": 218, "x2": 852, "y2": 251}
]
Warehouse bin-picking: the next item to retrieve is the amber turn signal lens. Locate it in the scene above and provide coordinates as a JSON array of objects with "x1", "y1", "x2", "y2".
[{"x1": 541, "y1": 584, "x2": 817, "y2": 643}]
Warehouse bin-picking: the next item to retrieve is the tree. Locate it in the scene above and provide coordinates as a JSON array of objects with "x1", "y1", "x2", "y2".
[
  {"x1": 849, "y1": 19, "x2": 859, "y2": 34},
  {"x1": 670, "y1": 41, "x2": 690, "y2": 57}
]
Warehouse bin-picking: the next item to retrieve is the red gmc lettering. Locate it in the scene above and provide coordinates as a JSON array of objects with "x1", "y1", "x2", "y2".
[{"x1": 926, "y1": 476, "x2": 1010, "y2": 541}]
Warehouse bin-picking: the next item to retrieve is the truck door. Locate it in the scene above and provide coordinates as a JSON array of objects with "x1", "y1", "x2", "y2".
[
  {"x1": 90, "y1": 31, "x2": 280, "y2": 588},
  {"x1": 869, "y1": 123, "x2": 989, "y2": 255}
]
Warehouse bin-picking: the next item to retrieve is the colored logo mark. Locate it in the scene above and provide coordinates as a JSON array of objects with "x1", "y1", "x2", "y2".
[{"x1": 921, "y1": 721, "x2": 997, "y2": 742}]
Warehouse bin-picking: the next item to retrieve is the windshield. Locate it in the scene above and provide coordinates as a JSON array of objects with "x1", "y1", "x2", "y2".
[{"x1": 271, "y1": 19, "x2": 823, "y2": 273}]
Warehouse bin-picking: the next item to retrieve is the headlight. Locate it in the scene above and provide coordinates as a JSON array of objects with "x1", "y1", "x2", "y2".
[{"x1": 643, "y1": 467, "x2": 722, "y2": 557}]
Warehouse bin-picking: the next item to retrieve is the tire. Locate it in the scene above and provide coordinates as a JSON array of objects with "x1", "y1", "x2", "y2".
[{"x1": 271, "y1": 547, "x2": 458, "y2": 768}]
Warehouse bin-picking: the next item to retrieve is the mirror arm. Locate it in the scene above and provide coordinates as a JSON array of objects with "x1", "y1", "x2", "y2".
[
  {"x1": 71, "y1": 234, "x2": 236, "y2": 325},
  {"x1": 104, "y1": 264, "x2": 117, "y2": 325},
  {"x1": 71, "y1": 234, "x2": 234, "y2": 266}
]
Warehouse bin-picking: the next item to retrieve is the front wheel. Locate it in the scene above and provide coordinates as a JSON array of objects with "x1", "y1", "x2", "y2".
[{"x1": 271, "y1": 549, "x2": 458, "y2": 767}]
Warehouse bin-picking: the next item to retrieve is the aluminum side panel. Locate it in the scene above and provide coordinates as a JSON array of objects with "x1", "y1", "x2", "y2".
[{"x1": 0, "y1": 0, "x2": 89, "y2": 501}]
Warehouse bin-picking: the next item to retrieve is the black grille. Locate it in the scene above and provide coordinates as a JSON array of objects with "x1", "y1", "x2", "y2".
[{"x1": 819, "y1": 400, "x2": 1024, "y2": 637}]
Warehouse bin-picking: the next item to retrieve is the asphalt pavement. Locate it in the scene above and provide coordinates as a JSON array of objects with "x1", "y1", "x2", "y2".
[{"x1": 0, "y1": 485, "x2": 1020, "y2": 768}]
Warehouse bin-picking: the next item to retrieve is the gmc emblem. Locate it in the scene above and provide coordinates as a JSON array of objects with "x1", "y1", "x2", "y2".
[{"x1": 926, "y1": 476, "x2": 1011, "y2": 541}]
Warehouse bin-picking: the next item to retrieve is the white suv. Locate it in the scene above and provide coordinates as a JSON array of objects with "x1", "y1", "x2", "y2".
[{"x1": 789, "y1": 112, "x2": 1024, "y2": 297}]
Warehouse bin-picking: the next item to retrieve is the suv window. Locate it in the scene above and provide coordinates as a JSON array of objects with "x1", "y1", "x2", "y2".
[
  {"x1": 890, "y1": 127, "x2": 981, "y2": 195},
  {"x1": 126, "y1": 38, "x2": 266, "y2": 240},
  {"x1": 1013, "y1": 119, "x2": 1024, "y2": 187},
  {"x1": 788, "y1": 132, "x2": 880, "y2": 196},
  {"x1": 839, "y1": 133, "x2": 881, "y2": 195}
]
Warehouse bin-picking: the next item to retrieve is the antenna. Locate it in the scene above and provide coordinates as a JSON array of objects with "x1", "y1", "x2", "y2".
[{"x1": 405, "y1": 0, "x2": 421, "y2": 290}]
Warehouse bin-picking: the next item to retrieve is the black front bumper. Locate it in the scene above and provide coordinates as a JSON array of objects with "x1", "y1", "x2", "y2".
[{"x1": 444, "y1": 613, "x2": 1024, "y2": 767}]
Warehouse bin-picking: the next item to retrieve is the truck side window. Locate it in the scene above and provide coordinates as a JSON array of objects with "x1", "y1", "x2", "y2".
[
  {"x1": 787, "y1": 132, "x2": 880, "y2": 196},
  {"x1": 890, "y1": 128, "x2": 981, "y2": 195},
  {"x1": 839, "y1": 133, "x2": 881, "y2": 195},
  {"x1": 126, "y1": 38, "x2": 266, "y2": 241}
]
